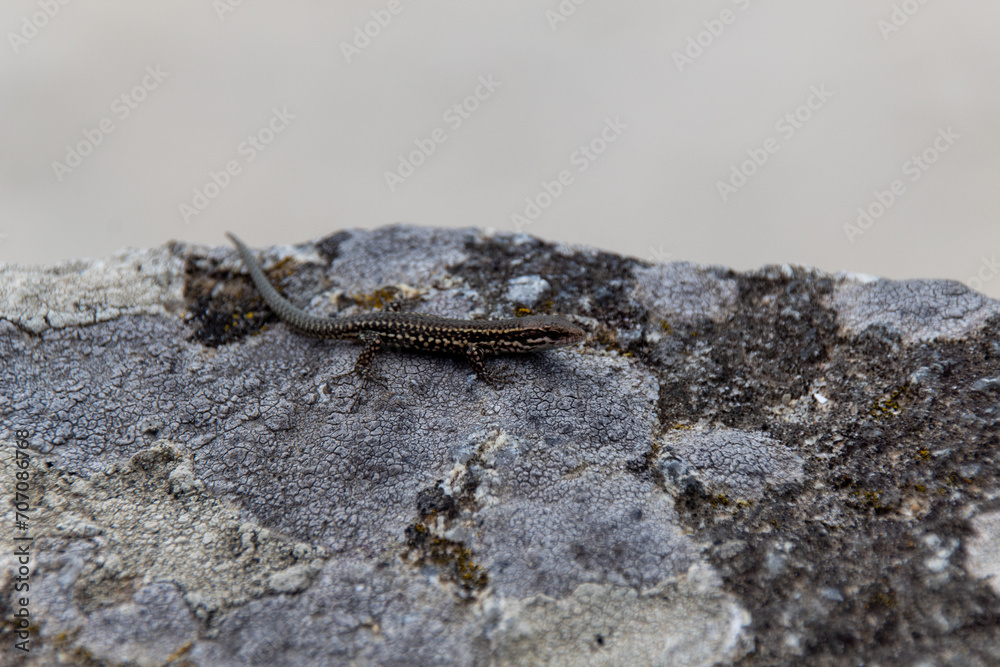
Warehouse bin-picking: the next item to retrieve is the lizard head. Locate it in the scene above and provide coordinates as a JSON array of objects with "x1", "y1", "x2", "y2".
[{"x1": 507, "y1": 315, "x2": 586, "y2": 350}]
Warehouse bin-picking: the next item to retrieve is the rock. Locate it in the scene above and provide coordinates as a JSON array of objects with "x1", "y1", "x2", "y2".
[{"x1": 2, "y1": 225, "x2": 999, "y2": 665}]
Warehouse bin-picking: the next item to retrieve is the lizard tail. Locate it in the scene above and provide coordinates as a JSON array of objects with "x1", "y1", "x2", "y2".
[{"x1": 226, "y1": 232, "x2": 341, "y2": 336}]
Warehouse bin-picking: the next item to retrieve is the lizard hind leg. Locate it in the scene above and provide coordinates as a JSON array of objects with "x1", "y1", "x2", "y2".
[
  {"x1": 465, "y1": 344, "x2": 500, "y2": 386},
  {"x1": 355, "y1": 331, "x2": 383, "y2": 375},
  {"x1": 349, "y1": 330, "x2": 391, "y2": 396}
]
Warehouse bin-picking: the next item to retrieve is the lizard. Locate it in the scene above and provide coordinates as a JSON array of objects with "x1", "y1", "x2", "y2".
[{"x1": 227, "y1": 232, "x2": 585, "y2": 382}]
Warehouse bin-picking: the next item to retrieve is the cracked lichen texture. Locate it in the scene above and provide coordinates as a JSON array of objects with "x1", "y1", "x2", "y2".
[
  {"x1": 0, "y1": 442, "x2": 323, "y2": 665},
  {"x1": 831, "y1": 277, "x2": 1000, "y2": 342},
  {"x1": 0, "y1": 246, "x2": 185, "y2": 333},
  {"x1": 632, "y1": 261, "x2": 738, "y2": 325},
  {"x1": 658, "y1": 428, "x2": 804, "y2": 500},
  {"x1": 4, "y1": 224, "x2": 1000, "y2": 666}
]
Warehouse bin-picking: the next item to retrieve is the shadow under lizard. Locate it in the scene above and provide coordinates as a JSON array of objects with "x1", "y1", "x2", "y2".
[{"x1": 227, "y1": 232, "x2": 585, "y2": 382}]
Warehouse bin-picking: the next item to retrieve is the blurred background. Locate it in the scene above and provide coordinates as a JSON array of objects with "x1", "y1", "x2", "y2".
[{"x1": 2, "y1": 1, "x2": 999, "y2": 296}]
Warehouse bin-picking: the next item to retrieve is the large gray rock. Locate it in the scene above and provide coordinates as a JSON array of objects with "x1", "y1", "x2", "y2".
[{"x1": 2, "y1": 225, "x2": 999, "y2": 665}]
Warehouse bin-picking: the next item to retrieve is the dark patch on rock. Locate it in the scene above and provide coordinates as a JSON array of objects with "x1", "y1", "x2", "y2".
[
  {"x1": 404, "y1": 523, "x2": 489, "y2": 592},
  {"x1": 451, "y1": 233, "x2": 648, "y2": 336},
  {"x1": 316, "y1": 230, "x2": 353, "y2": 261},
  {"x1": 415, "y1": 484, "x2": 458, "y2": 520},
  {"x1": 650, "y1": 266, "x2": 840, "y2": 431},
  {"x1": 183, "y1": 253, "x2": 275, "y2": 347},
  {"x1": 659, "y1": 296, "x2": 1000, "y2": 663}
]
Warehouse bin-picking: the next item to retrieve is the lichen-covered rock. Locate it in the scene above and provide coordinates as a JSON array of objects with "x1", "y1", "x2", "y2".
[
  {"x1": 0, "y1": 246, "x2": 185, "y2": 333},
  {"x1": 2, "y1": 225, "x2": 1000, "y2": 665},
  {"x1": 658, "y1": 428, "x2": 804, "y2": 500},
  {"x1": 830, "y1": 276, "x2": 1000, "y2": 342}
]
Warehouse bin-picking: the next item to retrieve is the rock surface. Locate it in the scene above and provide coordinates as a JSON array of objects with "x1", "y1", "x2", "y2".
[{"x1": 2, "y1": 225, "x2": 999, "y2": 665}]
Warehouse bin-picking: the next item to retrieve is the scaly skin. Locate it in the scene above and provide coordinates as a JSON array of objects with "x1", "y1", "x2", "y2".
[{"x1": 227, "y1": 232, "x2": 585, "y2": 379}]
